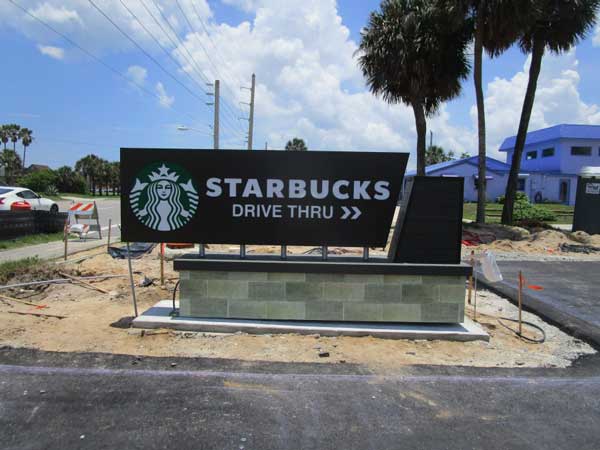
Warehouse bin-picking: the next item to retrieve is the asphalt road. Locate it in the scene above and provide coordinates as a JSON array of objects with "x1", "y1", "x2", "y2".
[
  {"x1": 0, "y1": 197, "x2": 121, "y2": 262},
  {"x1": 481, "y1": 261, "x2": 600, "y2": 346},
  {"x1": 1, "y1": 349, "x2": 600, "y2": 450}
]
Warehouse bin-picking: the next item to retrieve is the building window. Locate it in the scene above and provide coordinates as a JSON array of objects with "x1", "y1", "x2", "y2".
[
  {"x1": 542, "y1": 147, "x2": 555, "y2": 157},
  {"x1": 517, "y1": 179, "x2": 526, "y2": 191},
  {"x1": 526, "y1": 150, "x2": 537, "y2": 160},
  {"x1": 571, "y1": 146, "x2": 592, "y2": 156}
]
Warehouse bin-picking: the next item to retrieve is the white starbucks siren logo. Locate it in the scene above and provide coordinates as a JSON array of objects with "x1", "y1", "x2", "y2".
[{"x1": 130, "y1": 163, "x2": 198, "y2": 231}]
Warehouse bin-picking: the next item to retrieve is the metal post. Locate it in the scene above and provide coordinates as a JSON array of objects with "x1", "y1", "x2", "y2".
[
  {"x1": 199, "y1": 244, "x2": 205, "y2": 257},
  {"x1": 240, "y1": 244, "x2": 246, "y2": 259},
  {"x1": 281, "y1": 245, "x2": 287, "y2": 260},
  {"x1": 126, "y1": 242, "x2": 138, "y2": 317},
  {"x1": 63, "y1": 220, "x2": 68, "y2": 261},
  {"x1": 247, "y1": 73, "x2": 255, "y2": 151},
  {"x1": 214, "y1": 79, "x2": 220, "y2": 150},
  {"x1": 106, "y1": 218, "x2": 112, "y2": 252},
  {"x1": 362, "y1": 247, "x2": 369, "y2": 261},
  {"x1": 322, "y1": 246, "x2": 328, "y2": 261}
]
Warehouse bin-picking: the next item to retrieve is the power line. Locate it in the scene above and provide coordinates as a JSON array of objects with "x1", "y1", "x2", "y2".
[
  {"x1": 6, "y1": 0, "x2": 200, "y2": 125},
  {"x1": 118, "y1": 0, "x2": 210, "y2": 97},
  {"x1": 143, "y1": 0, "x2": 245, "y2": 139},
  {"x1": 87, "y1": 0, "x2": 207, "y2": 105},
  {"x1": 172, "y1": 0, "x2": 247, "y2": 135},
  {"x1": 188, "y1": 0, "x2": 245, "y2": 89}
]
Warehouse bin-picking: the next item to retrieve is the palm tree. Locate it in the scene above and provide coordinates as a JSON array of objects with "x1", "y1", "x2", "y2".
[
  {"x1": 501, "y1": 0, "x2": 599, "y2": 224},
  {"x1": 109, "y1": 161, "x2": 120, "y2": 195},
  {"x1": 19, "y1": 128, "x2": 33, "y2": 169},
  {"x1": 75, "y1": 154, "x2": 102, "y2": 195},
  {"x1": 358, "y1": 0, "x2": 471, "y2": 175},
  {"x1": 5, "y1": 124, "x2": 21, "y2": 151},
  {"x1": 0, "y1": 126, "x2": 9, "y2": 150},
  {"x1": 443, "y1": 1, "x2": 526, "y2": 223},
  {"x1": 285, "y1": 138, "x2": 308, "y2": 151}
]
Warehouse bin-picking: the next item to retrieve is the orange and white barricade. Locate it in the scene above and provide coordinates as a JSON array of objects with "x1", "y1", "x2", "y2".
[{"x1": 68, "y1": 201, "x2": 102, "y2": 239}]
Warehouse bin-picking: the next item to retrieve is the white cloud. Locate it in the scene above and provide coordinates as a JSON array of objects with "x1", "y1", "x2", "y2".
[
  {"x1": 594, "y1": 25, "x2": 600, "y2": 46},
  {"x1": 126, "y1": 65, "x2": 148, "y2": 86},
  {"x1": 155, "y1": 82, "x2": 174, "y2": 108},
  {"x1": 2, "y1": 0, "x2": 598, "y2": 167},
  {"x1": 474, "y1": 49, "x2": 600, "y2": 159},
  {"x1": 37, "y1": 44, "x2": 64, "y2": 59},
  {"x1": 29, "y1": 3, "x2": 81, "y2": 25}
]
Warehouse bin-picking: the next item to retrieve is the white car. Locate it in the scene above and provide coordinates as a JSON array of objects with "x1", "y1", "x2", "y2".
[{"x1": 0, "y1": 186, "x2": 59, "y2": 213}]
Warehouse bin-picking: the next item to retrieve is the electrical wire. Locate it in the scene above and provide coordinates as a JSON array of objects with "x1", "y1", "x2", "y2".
[
  {"x1": 144, "y1": 0, "x2": 245, "y2": 139},
  {"x1": 172, "y1": 0, "x2": 248, "y2": 136},
  {"x1": 6, "y1": 0, "x2": 203, "y2": 126},
  {"x1": 87, "y1": 0, "x2": 207, "y2": 105}
]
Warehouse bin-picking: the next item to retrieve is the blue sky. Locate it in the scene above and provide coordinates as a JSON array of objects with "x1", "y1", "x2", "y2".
[{"x1": 1, "y1": 0, "x2": 599, "y2": 170}]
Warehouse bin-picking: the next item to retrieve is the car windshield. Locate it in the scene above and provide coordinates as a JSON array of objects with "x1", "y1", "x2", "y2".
[{"x1": 0, "y1": 188, "x2": 14, "y2": 195}]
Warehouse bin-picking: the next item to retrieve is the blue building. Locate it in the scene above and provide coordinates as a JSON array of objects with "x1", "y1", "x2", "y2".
[
  {"x1": 404, "y1": 124, "x2": 600, "y2": 205},
  {"x1": 499, "y1": 124, "x2": 600, "y2": 205}
]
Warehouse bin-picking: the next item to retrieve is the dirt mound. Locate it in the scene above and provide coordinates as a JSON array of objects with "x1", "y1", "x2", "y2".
[{"x1": 463, "y1": 223, "x2": 600, "y2": 256}]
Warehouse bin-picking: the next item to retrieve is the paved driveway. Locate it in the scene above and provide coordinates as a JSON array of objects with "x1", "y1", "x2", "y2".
[
  {"x1": 1, "y1": 348, "x2": 600, "y2": 450},
  {"x1": 480, "y1": 261, "x2": 600, "y2": 346}
]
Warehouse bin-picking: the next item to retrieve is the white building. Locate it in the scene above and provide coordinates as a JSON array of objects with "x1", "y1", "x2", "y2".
[{"x1": 404, "y1": 124, "x2": 600, "y2": 205}]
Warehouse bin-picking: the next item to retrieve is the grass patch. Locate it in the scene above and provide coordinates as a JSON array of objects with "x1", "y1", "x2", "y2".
[
  {"x1": 0, "y1": 257, "x2": 42, "y2": 285},
  {"x1": 463, "y1": 202, "x2": 573, "y2": 224},
  {"x1": 0, "y1": 232, "x2": 65, "y2": 251}
]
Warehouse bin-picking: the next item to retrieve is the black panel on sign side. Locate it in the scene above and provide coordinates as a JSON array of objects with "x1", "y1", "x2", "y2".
[{"x1": 389, "y1": 177, "x2": 464, "y2": 264}]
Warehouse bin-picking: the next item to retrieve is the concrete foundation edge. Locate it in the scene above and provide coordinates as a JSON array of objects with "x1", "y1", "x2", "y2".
[{"x1": 132, "y1": 300, "x2": 489, "y2": 342}]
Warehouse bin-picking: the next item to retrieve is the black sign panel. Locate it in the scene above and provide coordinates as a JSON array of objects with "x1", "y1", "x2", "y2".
[{"x1": 120, "y1": 148, "x2": 408, "y2": 246}]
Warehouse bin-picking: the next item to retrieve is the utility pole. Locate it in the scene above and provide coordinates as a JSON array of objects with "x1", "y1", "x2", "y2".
[
  {"x1": 241, "y1": 74, "x2": 256, "y2": 151},
  {"x1": 214, "y1": 80, "x2": 220, "y2": 150},
  {"x1": 247, "y1": 74, "x2": 255, "y2": 151}
]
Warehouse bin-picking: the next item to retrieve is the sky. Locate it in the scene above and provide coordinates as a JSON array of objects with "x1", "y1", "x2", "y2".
[{"x1": 1, "y1": 0, "x2": 600, "y2": 171}]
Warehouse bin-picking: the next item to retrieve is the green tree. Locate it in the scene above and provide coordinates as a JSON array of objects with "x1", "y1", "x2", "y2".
[
  {"x1": 19, "y1": 169, "x2": 57, "y2": 194},
  {"x1": 460, "y1": 152, "x2": 470, "y2": 159},
  {"x1": 19, "y1": 127, "x2": 33, "y2": 169},
  {"x1": 0, "y1": 126, "x2": 9, "y2": 150},
  {"x1": 109, "y1": 161, "x2": 120, "y2": 195},
  {"x1": 425, "y1": 145, "x2": 455, "y2": 165},
  {"x1": 0, "y1": 150, "x2": 23, "y2": 185},
  {"x1": 285, "y1": 138, "x2": 308, "y2": 151},
  {"x1": 501, "y1": 0, "x2": 599, "y2": 224},
  {"x1": 3, "y1": 124, "x2": 21, "y2": 151},
  {"x1": 55, "y1": 166, "x2": 87, "y2": 194},
  {"x1": 357, "y1": 0, "x2": 471, "y2": 176},
  {"x1": 75, "y1": 154, "x2": 102, "y2": 195}
]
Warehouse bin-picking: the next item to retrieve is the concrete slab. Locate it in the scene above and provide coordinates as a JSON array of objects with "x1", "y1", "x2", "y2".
[{"x1": 132, "y1": 300, "x2": 489, "y2": 342}]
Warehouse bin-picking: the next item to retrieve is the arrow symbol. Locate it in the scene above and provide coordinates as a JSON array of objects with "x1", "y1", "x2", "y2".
[
  {"x1": 341, "y1": 206, "x2": 361, "y2": 220},
  {"x1": 341, "y1": 206, "x2": 351, "y2": 220}
]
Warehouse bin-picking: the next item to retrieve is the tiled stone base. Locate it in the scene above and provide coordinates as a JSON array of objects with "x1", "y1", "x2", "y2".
[{"x1": 178, "y1": 270, "x2": 466, "y2": 323}]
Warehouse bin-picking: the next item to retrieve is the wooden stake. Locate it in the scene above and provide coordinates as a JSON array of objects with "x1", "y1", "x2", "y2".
[
  {"x1": 160, "y1": 243, "x2": 165, "y2": 287},
  {"x1": 59, "y1": 272, "x2": 110, "y2": 294},
  {"x1": 518, "y1": 270, "x2": 523, "y2": 336},
  {"x1": 63, "y1": 221, "x2": 69, "y2": 261},
  {"x1": 7, "y1": 311, "x2": 66, "y2": 319},
  {"x1": 467, "y1": 251, "x2": 475, "y2": 305},
  {"x1": 0, "y1": 293, "x2": 45, "y2": 308},
  {"x1": 107, "y1": 218, "x2": 112, "y2": 252}
]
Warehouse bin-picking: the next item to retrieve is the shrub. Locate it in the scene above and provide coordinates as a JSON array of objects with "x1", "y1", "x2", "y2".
[
  {"x1": 496, "y1": 192, "x2": 556, "y2": 222},
  {"x1": 18, "y1": 169, "x2": 57, "y2": 194}
]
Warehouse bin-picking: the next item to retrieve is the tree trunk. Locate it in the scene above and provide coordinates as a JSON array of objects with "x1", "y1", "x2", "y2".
[
  {"x1": 23, "y1": 146, "x2": 27, "y2": 169},
  {"x1": 501, "y1": 39, "x2": 545, "y2": 225},
  {"x1": 411, "y1": 101, "x2": 427, "y2": 176},
  {"x1": 474, "y1": 14, "x2": 487, "y2": 224}
]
